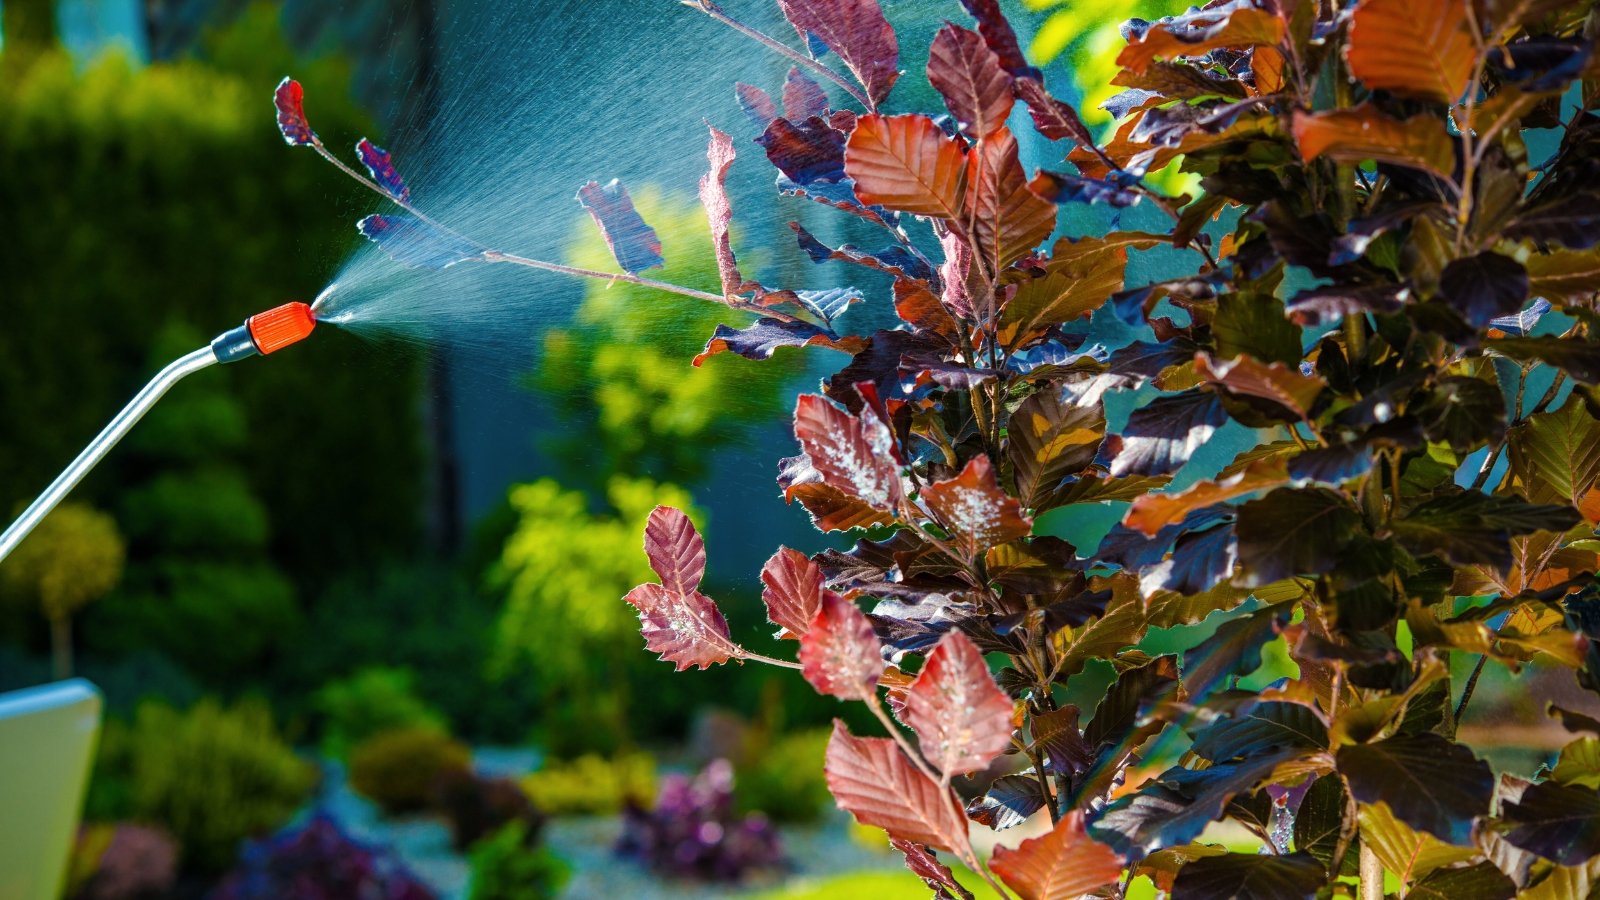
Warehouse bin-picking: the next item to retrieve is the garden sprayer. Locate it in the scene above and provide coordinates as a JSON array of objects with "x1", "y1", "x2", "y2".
[{"x1": 0, "y1": 301, "x2": 318, "y2": 563}]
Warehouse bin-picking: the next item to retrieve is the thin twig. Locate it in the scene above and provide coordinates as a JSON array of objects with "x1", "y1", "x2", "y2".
[
  {"x1": 737, "y1": 650, "x2": 804, "y2": 670},
  {"x1": 682, "y1": 0, "x2": 875, "y2": 112},
  {"x1": 1455, "y1": 653, "x2": 1490, "y2": 723}
]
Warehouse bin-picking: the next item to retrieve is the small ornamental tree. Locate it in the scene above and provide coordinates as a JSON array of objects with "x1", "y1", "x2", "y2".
[{"x1": 282, "y1": 0, "x2": 1600, "y2": 895}]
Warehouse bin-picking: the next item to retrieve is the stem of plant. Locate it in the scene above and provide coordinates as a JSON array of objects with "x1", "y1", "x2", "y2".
[
  {"x1": 1359, "y1": 840, "x2": 1384, "y2": 899},
  {"x1": 737, "y1": 650, "x2": 804, "y2": 671},
  {"x1": 1455, "y1": 653, "x2": 1489, "y2": 723}
]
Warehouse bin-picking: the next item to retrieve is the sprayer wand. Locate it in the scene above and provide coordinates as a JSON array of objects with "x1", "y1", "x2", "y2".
[{"x1": 0, "y1": 302, "x2": 317, "y2": 564}]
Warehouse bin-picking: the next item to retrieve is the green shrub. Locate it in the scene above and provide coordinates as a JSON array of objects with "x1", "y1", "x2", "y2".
[
  {"x1": 735, "y1": 728, "x2": 832, "y2": 824},
  {"x1": 124, "y1": 699, "x2": 315, "y2": 873},
  {"x1": 467, "y1": 820, "x2": 569, "y2": 900},
  {"x1": 521, "y1": 752, "x2": 656, "y2": 817},
  {"x1": 313, "y1": 666, "x2": 445, "y2": 760},
  {"x1": 347, "y1": 726, "x2": 471, "y2": 815}
]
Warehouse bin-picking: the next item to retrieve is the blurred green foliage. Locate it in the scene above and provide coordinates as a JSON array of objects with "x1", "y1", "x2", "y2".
[
  {"x1": 89, "y1": 698, "x2": 315, "y2": 874},
  {"x1": 534, "y1": 191, "x2": 797, "y2": 493},
  {"x1": 521, "y1": 752, "x2": 658, "y2": 817},
  {"x1": 0, "y1": 8, "x2": 426, "y2": 693},
  {"x1": 1024, "y1": 0, "x2": 1189, "y2": 126},
  {"x1": 347, "y1": 725, "x2": 472, "y2": 815},
  {"x1": 0, "y1": 501, "x2": 125, "y2": 623},
  {"x1": 467, "y1": 820, "x2": 570, "y2": 900},
  {"x1": 312, "y1": 665, "x2": 446, "y2": 760},
  {"x1": 735, "y1": 727, "x2": 833, "y2": 824}
]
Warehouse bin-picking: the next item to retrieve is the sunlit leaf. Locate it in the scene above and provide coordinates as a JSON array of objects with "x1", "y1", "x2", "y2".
[
  {"x1": 1406, "y1": 861, "x2": 1518, "y2": 900},
  {"x1": 1182, "y1": 604, "x2": 1293, "y2": 701},
  {"x1": 624, "y1": 507, "x2": 739, "y2": 671},
  {"x1": 922, "y1": 455, "x2": 1032, "y2": 559},
  {"x1": 823, "y1": 720, "x2": 970, "y2": 853},
  {"x1": 693, "y1": 318, "x2": 863, "y2": 366},
  {"x1": 758, "y1": 115, "x2": 849, "y2": 186},
  {"x1": 777, "y1": 0, "x2": 900, "y2": 107},
  {"x1": 966, "y1": 128, "x2": 1057, "y2": 275},
  {"x1": 1124, "y1": 455, "x2": 1290, "y2": 537},
  {"x1": 760, "y1": 546, "x2": 827, "y2": 639},
  {"x1": 889, "y1": 838, "x2": 974, "y2": 900},
  {"x1": 575, "y1": 179, "x2": 665, "y2": 274},
  {"x1": 1345, "y1": 0, "x2": 1474, "y2": 104},
  {"x1": 966, "y1": 773, "x2": 1049, "y2": 830},
  {"x1": 735, "y1": 82, "x2": 779, "y2": 131},
  {"x1": 845, "y1": 114, "x2": 968, "y2": 218},
  {"x1": 1110, "y1": 390, "x2": 1231, "y2": 478},
  {"x1": 272, "y1": 77, "x2": 317, "y2": 146},
  {"x1": 355, "y1": 138, "x2": 409, "y2": 203},
  {"x1": 1508, "y1": 395, "x2": 1600, "y2": 507},
  {"x1": 989, "y1": 811, "x2": 1124, "y2": 900},
  {"x1": 927, "y1": 23, "x2": 1013, "y2": 138},
  {"x1": 998, "y1": 238, "x2": 1130, "y2": 349},
  {"x1": 1007, "y1": 389, "x2": 1105, "y2": 510},
  {"x1": 801, "y1": 592, "x2": 885, "y2": 700},
  {"x1": 793, "y1": 393, "x2": 905, "y2": 512},
  {"x1": 1195, "y1": 352, "x2": 1326, "y2": 421},
  {"x1": 1355, "y1": 800, "x2": 1479, "y2": 885},
  {"x1": 904, "y1": 631, "x2": 1013, "y2": 778},
  {"x1": 1338, "y1": 733, "x2": 1494, "y2": 844},
  {"x1": 1116, "y1": 7, "x2": 1286, "y2": 75},
  {"x1": 698, "y1": 124, "x2": 743, "y2": 296},
  {"x1": 357, "y1": 214, "x2": 482, "y2": 270},
  {"x1": 1292, "y1": 106, "x2": 1456, "y2": 177}
]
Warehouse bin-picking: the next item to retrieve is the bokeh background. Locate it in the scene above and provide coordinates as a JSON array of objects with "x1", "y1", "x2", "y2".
[{"x1": 0, "y1": 1, "x2": 1568, "y2": 898}]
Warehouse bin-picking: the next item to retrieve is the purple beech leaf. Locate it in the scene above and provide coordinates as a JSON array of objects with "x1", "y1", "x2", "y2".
[
  {"x1": 1489, "y1": 298, "x2": 1553, "y2": 336},
  {"x1": 783, "y1": 66, "x2": 831, "y2": 120},
  {"x1": 1336, "y1": 733, "x2": 1494, "y2": 845},
  {"x1": 575, "y1": 179, "x2": 665, "y2": 274},
  {"x1": 967, "y1": 773, "x2": 1049, "y2": 830},
  {"x1": 1284, "y1": 283, "x2": 1409, "y2": 327},
  {"x1": 1439, "y1": 251, "x2": 1529, "y2": 327},
  {"x1": 1012, "y1": 76, "x2": 1098, "y2": 151},
  {"x1": 757, "y1": 116, "x2": 849, "y2": 186},
  {"x1": 922, "y1": 455, "x2": 1032, "y2": 559},
  {"x1": 941, "y1": 229, "x2": 975, "y2": 319},
  {"x1": 1109, "y1": 390, "x2": 1231, "y2": 478},
  {"x1": 794, "y1": 287, "x2": 864, "y2": 323},
  {"x1": 735, "y1": 82, "x2": 779, "y2": 131},
  {"x1": 845, "y1": 113, "x2": 968, "y2": 219},
  {"x1": 790, "y1": 222, "x2": 934, "y2": 281},
  {"x1": 779, "y1": 455, "x2": 898, "y2": 532},
  {"x1": 357, "y1": 214, "x2": 482, "y2": 270},
  {"x1": 693, "y1": 318, "x2": 863, "y2": 366},
  {"x1": 776, "y1": 174, "x2": 897, "y2": 229},
  {"x1": 698, "y1": 124, "x2": 743, "y2": 296},
  {"x1": 955, "y1": 0, "x2": 1039, "y2": 78},
  {"x1": 905, "y1": 631, "x2": 1014, "y2": 777},
  {"x1": 1501, "y1": 780, "x2": 1600, "y2": 865},
  {"x1": 990, "y1": 811, "x2": 1125, "y2": 899},
  {"x1": 643, "y1": 505, "x2": 705, "y2": 596},
  {"x1": 800, "y1": 593, "x2": 885, "y2": 700},
  {"x1": 1171, "y1": 852, "x2": 1326, "y2": 899},
  {"x1": 793, "y1": 393, "x2": 905, "y2": 512},
  {"x1": 889, "y1": 838, "x2": 974, "y2": 899},
  {"x1": 926, "y1": 23, "x2": 1014, "y2": 138},
  {"x1": 966, "y1": 128, "x2": 1058, "y2": 274},
  {"x1": 624, "y1": 508, "x2": 738, "y2": 671},
  {"x1": 824, "y1": 721, "x2": 969, "y2": 853},
  {"x1": 355, "y1": 138, "x2": 410, "y2": 203},
  {"x1": 776, "y1": 0, "x2": 900, "y2": 108},
  {"x1": 760, "y1": 546, "x2": 828, "y2": 639},
  {"x1": 1032, "y1": 170, "x2": 1143, "y2": 208},
  {"x1": 273, "y1": 77, "x2": 317, "y2": 146}
]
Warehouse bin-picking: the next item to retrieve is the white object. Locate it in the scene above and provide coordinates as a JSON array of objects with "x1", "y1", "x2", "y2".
[{"x1": 0, "y1": 679, "x2": 102, "y2": 900}]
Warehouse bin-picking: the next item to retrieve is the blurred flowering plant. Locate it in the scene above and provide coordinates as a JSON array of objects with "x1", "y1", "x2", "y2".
[
  {"x1": 615, "y1": 759, "x2": 785, "y2": 882},
  {"x1": 210, "y1": 813, "x2": 434, "y2": 900}
]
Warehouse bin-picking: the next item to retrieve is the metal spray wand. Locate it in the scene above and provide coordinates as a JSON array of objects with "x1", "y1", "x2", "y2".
[{"x1": 0, "y1": 301, "x2": 318, "y2": 563}]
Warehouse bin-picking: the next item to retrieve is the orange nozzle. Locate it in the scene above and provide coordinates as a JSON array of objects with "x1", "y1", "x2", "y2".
[{"x1": 247, "y1": 302, "x2": 317, "y2": 355}]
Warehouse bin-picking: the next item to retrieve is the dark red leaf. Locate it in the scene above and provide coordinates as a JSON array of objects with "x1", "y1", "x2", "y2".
[
  {"x1": 623, "y1": 583, "x2": 739, "y2": 671},
  {"x1": 273, "y1": 77, "x2": 317, "y2": 146},
  {"x1": 1109, "y1": 390, "x2": 1230, "y2": 478},
  {"x1": 357, "y1": 215, "x2": 482, "y2": 271},
  {"x1": 760, "y1": 546, "x2": 827, "y2": 639},
  {"x1": 777, "y1": 0, "x2": 900, "y2": 108},
  {"x1": 735, "y1": 82, "x2": 779, "y2": 131},
  {"x1": 783, "y1": 66, "x2": 830, "y2": 120},
  {"x1": 800, "y1": 593, "x2": 885, "y2": 700},
  {"x1": 845, "y1": 114, "x2": 968, "y2": 219},
  {"x1": 791, "y1": 222, "x2": 935, "y2": 281},
  {"x1": 824, "y1": 721, "x2": 970, "y2": 853},
  {"x1": 922, "y1": 455, "x2": 1032, "y2": 558},
  {"x1": 1013, "y1": 77, "x2": 1097, "y2": 150},
  {"x1": 927, "y1": 24, "x2": 1014, "y2": 138},
  {"x1": 889, "y1": 838, "x2": 974, "y2": 899},
  {"x1": 756, "y1": 115, "x2": 849, "y2": 186},
  {"x1": 955, "y1": 0, "x2": 1038, "y2": 78},
  {"x1": 698, "y1": 124, "x2": 743, "y2": 296},
  {"x1": 989, "y1": 811, "x2": 1124, "y2": 900},
  {"x1": 643, "y1": 506, "x2": 705, "y2": 596},
  {"x1": 793, "y1": 393, "x2": 905, "y2": 512},
  {"x1": 1336, "y1": 733, "x2": 1494, "y2": 845},
  {"x1": 965, "y1": 128, "x2": 1057, "y2": 274},
  {"x1": 905, "y1": 631, "x2": 1014, "y2": 777},
  {"x1": 575, "y1": 179, "x2": 664, "y2": 274},
  {"x1": 356, "y1": 138, "x2": 410, "y2": 203},
  {"x1": 693, "y1": 318, "x2": 864, "y2": 366}
]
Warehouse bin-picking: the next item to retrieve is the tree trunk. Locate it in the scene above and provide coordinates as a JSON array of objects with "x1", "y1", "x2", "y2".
[
  {"x1": 2, "y1": 0, "x2": 60, "y2": 55},
  {"x1": 50, "y1": 614, "x2": 73, "y2": 680}
]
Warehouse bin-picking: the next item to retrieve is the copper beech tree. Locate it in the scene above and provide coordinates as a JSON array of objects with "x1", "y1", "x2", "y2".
[{"x1": 281, "y1": 0, "x2": 1600, "y2": 896}]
